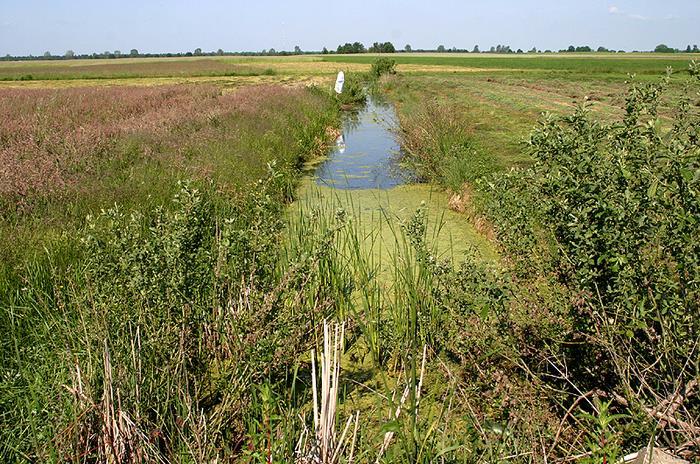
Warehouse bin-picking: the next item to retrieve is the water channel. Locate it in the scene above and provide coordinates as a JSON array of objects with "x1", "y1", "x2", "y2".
[{"x1": 298, "y1": 94, "x2": 496, "y2": 266}]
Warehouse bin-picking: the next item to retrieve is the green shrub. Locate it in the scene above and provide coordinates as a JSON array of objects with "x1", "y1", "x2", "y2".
[
  {"x1": 477, "y1": 64, "x2": 700, "y2": 452},
  {"x1": 336, "y1": 72, "x2": 367, "y2": 106},
  {"x1": 370, "y1": 57, "x2": 397, "y2": 78}
]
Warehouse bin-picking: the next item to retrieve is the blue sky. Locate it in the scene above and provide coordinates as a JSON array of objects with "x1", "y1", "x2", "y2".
[{"x1": 0, "y1": 0, "x2": 698, "y2": 56}]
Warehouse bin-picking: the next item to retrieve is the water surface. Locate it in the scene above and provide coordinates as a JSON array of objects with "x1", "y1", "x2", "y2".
[{"x1": 314, "y1": 96, "x2": 404, "y2": 190}]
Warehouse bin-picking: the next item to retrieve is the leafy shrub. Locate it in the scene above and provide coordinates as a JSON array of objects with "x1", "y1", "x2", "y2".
[
  {"x1": 336, "y1": 72, "x2": 366, "y2": 106},
  {"x1": 478, "y1": 64, "x2": 700, "y2": 453},
  {"x1": 370, "y1": 57, "x2": 397, "y2": 78},
  {"x1": 397, "y1": 61, "x2": 700, "y2": 457}
]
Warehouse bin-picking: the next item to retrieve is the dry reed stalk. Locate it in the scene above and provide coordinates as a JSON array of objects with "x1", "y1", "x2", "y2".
[{"x1": 297, "y1": 320, "x2": 359, "y2": 464}]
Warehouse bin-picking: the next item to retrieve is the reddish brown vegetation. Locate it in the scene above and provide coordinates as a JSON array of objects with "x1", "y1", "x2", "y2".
[
  {"x1": 0, "y1": 84, "x2": 309, "y2": 200},
  {"x1": 0, "y1": 59, "x2": 268, "y2": 80}
]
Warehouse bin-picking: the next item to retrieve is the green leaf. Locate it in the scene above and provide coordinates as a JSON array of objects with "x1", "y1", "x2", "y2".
[
  {"x1": 647, "y1": 178, "x2": 658, "y2": 198},
  {"x1": 380, "y1": 420, "x2": 401, "y2": 434}
]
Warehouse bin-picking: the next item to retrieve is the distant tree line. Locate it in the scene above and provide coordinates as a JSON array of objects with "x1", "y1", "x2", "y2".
[
  {"x1": 330, "y1": 42, "x2": 700, "y2": 55},
  {"x1": 654, "y1": 44, "x2": 700, "y2": 53},
  {"x1": 335, "y1": 42, "x2": 367, "y2": 54},
  {"x1": 0, "y1": 46, "x2": 320, "y2": 61},
  {"x1": 3, "y1": 42, "x2": 699, "y2": 61}
]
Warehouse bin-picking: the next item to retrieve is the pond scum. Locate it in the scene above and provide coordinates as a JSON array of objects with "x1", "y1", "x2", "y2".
[{"x1": 1, "y1": 63, "x2": 699, "y2": 462}]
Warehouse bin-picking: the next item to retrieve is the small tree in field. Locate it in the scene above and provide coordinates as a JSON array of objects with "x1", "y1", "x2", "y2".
[
  {"x1": 65, "y1": 50, "x2": 75, "y2": 59},
  {"x1": 472, "y1": 45, "x2": 480, "y2": 53},
  {"x1": 404, "y1": 44, "x2": 412, "y2": 52},
  {"x1": 370, "y1": 57, "x2": 396, "y2": 78},
  {"x1": 130, "y1": 49, "x2": 139, "y2": 56},
  {"x1": 194, "y1": 47, "x2": 203, "y2": 56},
  {"x1": 437, "y1": 45, "x2": 446, "y2": 52},
  {"x1": 654, "y1": 43, "x2": 675, "y2": 53}
]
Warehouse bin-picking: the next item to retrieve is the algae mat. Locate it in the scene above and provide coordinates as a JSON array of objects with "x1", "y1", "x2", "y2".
[{"x1": 293, "y1": 180, "x2": 498, "y2": 273}]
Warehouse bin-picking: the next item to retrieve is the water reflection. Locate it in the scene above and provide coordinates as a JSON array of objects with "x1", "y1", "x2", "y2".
[{"x1": 314, "y1": 95, "x2": 405, "y2": 190}]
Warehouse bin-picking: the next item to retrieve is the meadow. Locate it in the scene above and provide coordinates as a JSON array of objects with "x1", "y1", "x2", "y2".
[
  {"x1": 324, "y1": 52, "x2": 698, "y2": 75},
  {"x1": 0, "y1": 53, "x2": 698, "y2": 462}
]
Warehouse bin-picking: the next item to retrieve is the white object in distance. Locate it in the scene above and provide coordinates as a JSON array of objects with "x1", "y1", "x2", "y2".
[{"x1": 334, "y1": 71, "x2": 345, "y2": 94}]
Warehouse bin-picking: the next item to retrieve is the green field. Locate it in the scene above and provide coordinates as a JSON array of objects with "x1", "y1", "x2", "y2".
[
  {"x1": 1, "y1": 54, "x2": 698, "y2": 462},
  {"x1": 324, "y1": 52, "x2": 697, "y2": 74}
]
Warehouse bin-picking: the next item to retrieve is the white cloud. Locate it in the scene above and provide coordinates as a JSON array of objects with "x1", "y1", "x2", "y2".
[
  {"x1": 609, "y1": 5, "x2": 665, "y2": 21},
  {"x1": 629, "y1": 14, "x2": 649, "y2": 21}
]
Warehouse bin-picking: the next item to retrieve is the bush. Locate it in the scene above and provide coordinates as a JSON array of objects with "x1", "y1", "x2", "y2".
[
  {"x1": 336, "y1": 72, "x2": 366, "y2": 106},
  {"x1": 478, "y1": 63, "x2": 700, "y2": 453},
  {"x1": 370, "y1": 57, "x2": 397, "y2": 78}
]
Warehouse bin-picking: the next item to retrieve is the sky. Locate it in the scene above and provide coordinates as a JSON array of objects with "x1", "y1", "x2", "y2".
[{"x1": 0, "y1": 0, "x2": 698, "y2": 56}]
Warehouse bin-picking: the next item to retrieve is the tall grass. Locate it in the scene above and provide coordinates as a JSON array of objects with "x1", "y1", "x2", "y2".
[
  {"x1": 0, "y1": 59, "x2": 276, "y2": 81},
  {"x1": 0, "y1": 84, "x2": 340, "y2": 461}
]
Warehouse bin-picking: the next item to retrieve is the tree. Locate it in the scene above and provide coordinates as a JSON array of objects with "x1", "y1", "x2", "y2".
[
  {"x1": 194, "y1": 47, "x2": 202, "y2": 56},
  {"x1": 336, "y1": 42, "x2": 366, "y2": 54},
  {"x1": 369, "y1": 42, "x2": 395, "y2": 53},
  {"x1": 694, "y1": 45, "x2": 699, "y2": 53},
  {"x1": 437, "y1": 44, "x2": 446, "y2": 52},
  {"x1": 130, "y1": 49, "x2": 139, "y2": 56},
  {"x1": 294, "y1": 45, "x2": 302, "y2": 54},
  {"x1": 322, "y1": 47, "x2": 328, "y2": 54},
  {"x1": 529, "y1": 46, "x2": 537, "y2": 53},
  {"x1": 216, "y1": 49, "x2": 224, "y2": 56},
  {"x1": 43, "y1": 51, "x2": 51, "y2": 58},
  {"x1": 517, "y1": 49, "x2": 523, "y2": 54},
  {"x1": 597, "y1": 46, "x2": 609, "y2": 52},
  {"x1": 114, "y1": 50, "x2": 121, "y2": 57},
  {"x1": 268, "y1": 48, "x2": 276, "y2": 55},
  {"x1": 567, "y1": 45, "x2": 575, "y2": 52},
  {"x1": 654, "y1": 44, "x2": 676, "y2": 53},
  {"x1": 404, "y1": 44, "x2": 412, "y2": 52},
  {"x1": 65, "y1": 50, "x2": 75, "y2": 59},
  {"x1": 472, "y1": 45, "x2": 480, "y2": 53}
]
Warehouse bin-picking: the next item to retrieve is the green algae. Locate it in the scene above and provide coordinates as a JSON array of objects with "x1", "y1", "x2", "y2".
[{"x1": 293, "y1": 178, "x2": 498, "y2": 271}]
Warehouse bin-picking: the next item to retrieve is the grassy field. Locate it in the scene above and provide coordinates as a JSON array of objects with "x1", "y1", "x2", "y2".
[
  {"x1": 324, "y1": 52, "x2": 698, "y2": 74},
  {"x1": 1, "y1": 53, "x2": 698, "y2": 462}
]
